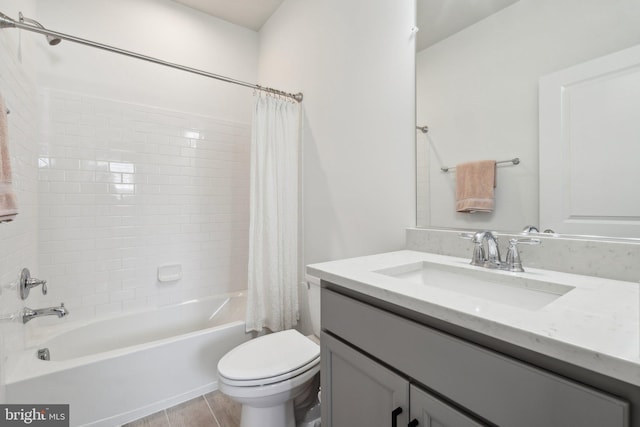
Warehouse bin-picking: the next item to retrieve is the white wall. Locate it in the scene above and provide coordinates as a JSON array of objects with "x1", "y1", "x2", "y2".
[
  {"x1": 416, "y1": 0, "x2": 640, "y2": 232},
  {"x1": 259, "y1": 0, "x2": 416, "y2": 334},
  {"x1": 35, "y1": 0, "x2": 258, "y2": 123},
  {"x1": 260, "y1": 0, "x2": 416, "y2": 263},
  {"x1": 0, "y1": 0, "x2": 39, "y2": 403}
]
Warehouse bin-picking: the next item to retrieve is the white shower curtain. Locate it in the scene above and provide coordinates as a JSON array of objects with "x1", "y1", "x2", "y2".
[{"x1": 246, "y1": 95, "x2": 301, "y2": 333}]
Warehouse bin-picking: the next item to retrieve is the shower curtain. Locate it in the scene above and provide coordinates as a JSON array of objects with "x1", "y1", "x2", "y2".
[{"x1": 246, "y1": 95, "x2": 301, "y2": 333}]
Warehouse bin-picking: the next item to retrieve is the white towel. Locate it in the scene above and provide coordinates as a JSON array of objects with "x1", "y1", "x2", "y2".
[{"x1": 0, "y1": 94, "x2": 18, "y2": 222}]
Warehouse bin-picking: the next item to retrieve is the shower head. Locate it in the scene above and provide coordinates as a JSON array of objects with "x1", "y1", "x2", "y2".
[{"x1": 19, "y1": 12, "x2": 61, "y2": 45}]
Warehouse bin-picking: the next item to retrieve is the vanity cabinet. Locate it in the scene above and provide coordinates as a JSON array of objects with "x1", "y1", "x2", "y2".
[
  {"x1": 320, "y1": 286, "x2": 630, "y2": 427},
  {"x1": 322, "y1": 333, "x2": 483, "y2": 427}
]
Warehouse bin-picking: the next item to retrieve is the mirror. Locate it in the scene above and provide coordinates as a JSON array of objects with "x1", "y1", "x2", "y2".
[{"x1": 415, "y1": 0, "x2": 640, "y2": 239}]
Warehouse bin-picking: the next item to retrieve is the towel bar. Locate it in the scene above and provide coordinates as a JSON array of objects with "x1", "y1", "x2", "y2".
[{"x1": 441, "y1": 157, "x2": 520, "y2": 173}]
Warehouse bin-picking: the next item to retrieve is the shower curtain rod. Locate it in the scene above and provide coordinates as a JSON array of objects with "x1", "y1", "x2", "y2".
[{"x1": 0, "y1": 11, "x2": 303, "y2": 103}]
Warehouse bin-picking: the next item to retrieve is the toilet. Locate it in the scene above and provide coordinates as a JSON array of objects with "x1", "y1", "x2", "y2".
[{"x1": 217, "y1": 275, "x2": 321, "y2": 427}]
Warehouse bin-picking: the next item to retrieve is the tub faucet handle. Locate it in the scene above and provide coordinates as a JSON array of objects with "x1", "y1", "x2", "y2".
[
  {"x1": 19, "y1": 268, "x2": 48, "y2": 300},
  {"x1": 29, "y1": 278, "x2": 47, "y2": 294}
]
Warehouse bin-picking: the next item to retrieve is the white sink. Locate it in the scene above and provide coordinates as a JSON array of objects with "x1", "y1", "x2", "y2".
[{"x1": 375, "y1": 261, "x2": 574, "y2": 311}]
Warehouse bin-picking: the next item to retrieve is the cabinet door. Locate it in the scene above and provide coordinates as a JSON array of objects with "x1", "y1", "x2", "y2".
[
  {"x1": 321, "y1": 333, "x2": 409, "y2": 427},
  {"x1": 409, "y1": 385, "x2": 485, "y2": 427}
]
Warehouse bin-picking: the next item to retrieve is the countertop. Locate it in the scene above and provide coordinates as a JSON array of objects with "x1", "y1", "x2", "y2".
[{"x1": 307, "y1": 250, "x2": 640, "y2": 387}]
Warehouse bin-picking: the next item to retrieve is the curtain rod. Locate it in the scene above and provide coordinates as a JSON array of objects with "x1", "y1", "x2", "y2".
[{"x1": 0, "y1": 11, "x2": 303, "y2": 103}]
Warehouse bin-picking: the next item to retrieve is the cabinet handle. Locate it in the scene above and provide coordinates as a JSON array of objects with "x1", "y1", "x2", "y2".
[
  {"x1": 392, "y1": 407, "x2": 403, "y2": 427},
  {"x1": 408, "y1": 419, "x2": 419, "y2": 427}
]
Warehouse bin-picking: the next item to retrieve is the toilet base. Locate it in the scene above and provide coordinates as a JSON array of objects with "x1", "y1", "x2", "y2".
[
  {"x1": 220, "y1": 371, "x2": 320, "y2": 427},
  {"x1": 240, "y1": 401, "x2": 296, "y2": 427}
]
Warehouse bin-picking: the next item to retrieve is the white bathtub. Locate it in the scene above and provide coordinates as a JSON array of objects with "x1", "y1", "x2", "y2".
[{"x1": 6, "y1": 292, "x2": 251, "y2": 427}]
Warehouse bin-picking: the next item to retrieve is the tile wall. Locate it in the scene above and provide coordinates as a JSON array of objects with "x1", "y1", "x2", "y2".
[
  {"x1": 33, "y1": 89, "x2": 251, "y2": 322},
  {"x1": 0, "y1": 33, "x2": 39, "y2": 395}
]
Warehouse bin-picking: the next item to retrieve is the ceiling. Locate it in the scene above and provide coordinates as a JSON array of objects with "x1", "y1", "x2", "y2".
[
  {"x1": 416, "y1": 0, "x2": 521, "y2": 51},
  {"x1": 172, "y1": 0, "x2": 285, "y2": 31},
  {"x1": 173, "y1": 0, "x2": 520, "y2": 50}
]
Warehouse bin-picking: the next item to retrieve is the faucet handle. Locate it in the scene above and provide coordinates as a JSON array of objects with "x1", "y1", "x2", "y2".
[
  {"x1": 19, "y1": 268, "x2": 48, "y2": 300},
  {"x1": 28, "y1": 278, "x2": 47, "y2": 295},
  {"x1": 459, "y1": 232, "x2": 486, "y2": 266},
  {"x1": 505, "y1": 238, "x2": 541, "y2": 272}
]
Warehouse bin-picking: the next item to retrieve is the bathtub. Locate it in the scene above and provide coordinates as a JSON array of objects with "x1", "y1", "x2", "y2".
[{"x1": 5, "y1": 292, "x2": 251, "y2": 427}]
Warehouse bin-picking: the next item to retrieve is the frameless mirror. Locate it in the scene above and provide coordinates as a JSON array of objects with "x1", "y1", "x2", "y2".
[{"x1": 415, "y1": 0, "x2": 640, "y2": 239}]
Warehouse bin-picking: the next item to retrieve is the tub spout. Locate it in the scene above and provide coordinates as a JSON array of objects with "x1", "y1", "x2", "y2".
[{"x1": 23, "y1": 303, "x2": 69, "y2": 324}]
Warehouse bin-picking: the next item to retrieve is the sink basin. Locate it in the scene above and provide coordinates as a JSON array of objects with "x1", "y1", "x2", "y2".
[{"x1": 375, "y1": 261, "x2": 574, "y2": 311}]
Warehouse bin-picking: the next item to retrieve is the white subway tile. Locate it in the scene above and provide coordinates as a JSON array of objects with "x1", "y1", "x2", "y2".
[
  {"x1": 121, "y1": 298, "x2": 148, "y2": 313},
  {"x1": 110, "y1": 289, "x2": 136, "y2": 302},
  {"x1": 80, "y1": 183, "x2": 109, "y2": 194},
  {"x1": 32, "y1": 90, "x2": 250, "y2": 326},
  {"x1": 49, "y1": 158, "x2": 81, "y2": 170},
  {"x1": 109, "y1": 183, "x2": 135, "y2": 194},
  {"x1": 95, "y1": 302, "x2": 123, "y2": 317},
  {"x1": 82, "y1": 292, "x2": 110, "y2": 306},
  {"x1": 65, "y1": 171, "x2": 96, "y2": 182},
  {"x1": 109, "y1": 162, "x2": 135, "y2": 173},
  {"x1": 38, "y1": 169, "x2": 65, "y2": 181},
  {"x1": 95, "y1": 172, "x2": 122, "y2": 183}
]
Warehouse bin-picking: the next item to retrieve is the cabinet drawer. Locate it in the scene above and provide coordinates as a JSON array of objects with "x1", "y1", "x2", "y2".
[{"x1": 322, "y1": 288, "x2": 629, "y2": 427}]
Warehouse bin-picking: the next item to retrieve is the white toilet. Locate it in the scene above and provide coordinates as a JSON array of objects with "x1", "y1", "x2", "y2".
[{"x1": 217, "y1": 275, "x2": 321, "y2": 427}]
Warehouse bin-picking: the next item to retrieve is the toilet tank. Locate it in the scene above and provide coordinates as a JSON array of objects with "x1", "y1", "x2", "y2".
[{"x1": 306, "y1": 274, "x2": 321, "y2": 337}]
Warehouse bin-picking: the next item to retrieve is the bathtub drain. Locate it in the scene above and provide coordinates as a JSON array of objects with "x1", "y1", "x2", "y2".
[{"x1": 37, "y1": 348, "x2": 50, "y2": 361}]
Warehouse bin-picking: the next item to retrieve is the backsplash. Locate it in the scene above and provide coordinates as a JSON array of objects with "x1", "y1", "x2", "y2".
[
  {"x1": 34, "y1": 89, "x2": 251, "y2": 321},
  {"x1": 407, "y1": 227, "x2": 640, "y2": 283}
]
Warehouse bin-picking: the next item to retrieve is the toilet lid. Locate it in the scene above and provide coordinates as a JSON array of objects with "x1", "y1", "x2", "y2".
[{"x1": 218, "y1": 329, "x2": 320, "y2": 382}]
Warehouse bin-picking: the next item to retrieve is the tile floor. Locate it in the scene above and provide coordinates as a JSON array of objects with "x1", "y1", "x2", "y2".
[{"x1": 122, "y1": 391, "x2": 240, "y2": 427}]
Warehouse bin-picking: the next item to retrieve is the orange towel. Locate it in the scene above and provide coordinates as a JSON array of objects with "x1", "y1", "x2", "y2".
[
  {"x1": 455, "y1": 160, "x2": 496, "y2": 213},
  {"x1": 0, "y1": 94, "x2": 18, "y2": 223}
]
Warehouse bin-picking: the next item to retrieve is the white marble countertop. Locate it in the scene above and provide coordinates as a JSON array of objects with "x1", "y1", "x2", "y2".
[{"x1": 307, "y1": 250, "x2": 640, "y2": 387}]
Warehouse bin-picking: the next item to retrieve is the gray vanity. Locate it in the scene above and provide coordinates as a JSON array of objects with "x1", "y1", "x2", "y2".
[{"x1": 308, "y1": 249, "x2": 640, "y2": 427}]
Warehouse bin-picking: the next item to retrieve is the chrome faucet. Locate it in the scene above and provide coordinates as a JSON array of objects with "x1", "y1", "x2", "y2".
[
  {"x1": 473, "y1": 231, "x2": 502, "y2": 268},
  {"x1": 23, "y1": 303, "x2": 69, "y2": 324},
  {"x1": 461, "y1": 230, "x2": 540, "y2": 272}
]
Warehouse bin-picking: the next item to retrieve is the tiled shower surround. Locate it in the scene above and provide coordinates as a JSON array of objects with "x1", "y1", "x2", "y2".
[
  {"x1": 0, "y1": 32, "x2": 39, "y2": 392},
  {"x1": 34, "y1": 89, "x2": 251, "y2": 321}
]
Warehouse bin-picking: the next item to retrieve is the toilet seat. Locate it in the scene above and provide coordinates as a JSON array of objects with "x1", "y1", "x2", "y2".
[
  {"x1": 220, "y1": 355, "x2": 320, "y2": 387},
  {"x1": 217, "y1": 329, "x2": 320, "y2": 387}
]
